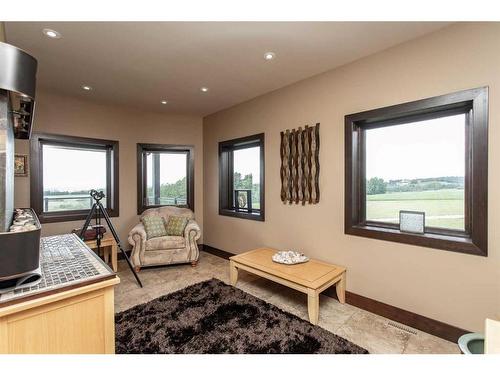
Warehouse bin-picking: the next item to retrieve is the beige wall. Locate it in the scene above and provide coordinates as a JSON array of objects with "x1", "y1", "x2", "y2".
[
  {"x1": 203, "y1": 23, "x2": 500, "y2": 332},
  {"x1": 15, "y1": 90, "x2": 203, "y2": 243},
  {"x1": 0, "y1": 22, "x2": 5, "y2": 42}
]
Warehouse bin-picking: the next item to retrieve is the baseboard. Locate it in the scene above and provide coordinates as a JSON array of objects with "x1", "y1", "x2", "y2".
[
  {"x1": 200, "y1": 243, "x2": 468, "y2": 343},
  {"x1": 323, "y1": 289, "x2": 468, "y2": 343},
  {"x1": 117, "y1": 249, "x2": 132, "y2": 260},
  {"x1": 200, "y1": 244, "x2": 234, "y2": 260}
]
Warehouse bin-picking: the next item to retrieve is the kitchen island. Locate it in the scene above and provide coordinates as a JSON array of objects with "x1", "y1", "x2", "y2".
[{"x1": 0, "y1": 234, "x2": 120, "y2": 354}]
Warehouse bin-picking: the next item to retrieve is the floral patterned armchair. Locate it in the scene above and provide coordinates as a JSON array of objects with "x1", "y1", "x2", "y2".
[{"x1": 128, "y1": 206, "x2": 201, "y2": 271}]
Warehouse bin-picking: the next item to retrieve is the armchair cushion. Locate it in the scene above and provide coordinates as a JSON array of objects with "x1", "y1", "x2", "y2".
[
  {"x1": 145, "y1": 236, "x2": 185, "y2": 251},
  {"x1": 165, "y1": 215, "x2": 189, "y2": 236},
  {"x1": 141, "y1": 215, "x2": 167, "y2": 239}
]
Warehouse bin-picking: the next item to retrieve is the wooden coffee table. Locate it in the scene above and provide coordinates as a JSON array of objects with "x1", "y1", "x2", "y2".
[{"x1": 229, "y1": 248, "x2": 346, "y2": 325}]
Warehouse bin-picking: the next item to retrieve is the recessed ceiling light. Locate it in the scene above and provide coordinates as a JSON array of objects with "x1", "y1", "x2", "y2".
[
  {"x1": 81, "y1": 85, "x2": 93, "y2": 91},
  {"x1": 43, "y1": 28, "x2": 62, "y2": 39},
  {"x1": 264, "y1": 52, "x2": 276, "y2": 61},
  {"x1": 161, "y1": 100, "x2": 168, "y2": 105},
  {"x1": 200, "y1": 87, "x2": 209, "y2": 93}
]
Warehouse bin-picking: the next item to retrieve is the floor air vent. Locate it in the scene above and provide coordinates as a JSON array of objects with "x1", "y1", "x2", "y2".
[{"x1": 387, "y1": 321, "x2": 418, "y2": 335}]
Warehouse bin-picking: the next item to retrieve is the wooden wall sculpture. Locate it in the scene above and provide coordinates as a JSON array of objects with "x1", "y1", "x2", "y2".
[{"x1": 280, "y1": 123, "x2": 320, "y2": 205}]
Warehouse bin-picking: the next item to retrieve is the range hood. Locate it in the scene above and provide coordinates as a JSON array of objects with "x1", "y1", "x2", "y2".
[
  {"x1": 0, "y1": 41, "x2": 37, "y2": 98},
  {"x1": 0, "y1": 42, "x2": 37, "y2": 231},
  {"x1": 0, "y1": 41, "x2": 37, "y2": 139}
]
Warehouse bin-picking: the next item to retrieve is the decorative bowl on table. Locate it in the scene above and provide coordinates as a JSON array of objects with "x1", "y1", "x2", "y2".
[{"x1": 272, "y1": 250, "x2": 309, "y2": 265}]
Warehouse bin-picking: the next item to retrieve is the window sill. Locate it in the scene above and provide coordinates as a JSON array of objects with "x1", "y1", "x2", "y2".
[
  {"x1": 345, "y1": 224, "x2": 486, "y2": 257},
  {"x1": 219, "y1": 208, "x2": 264, "y2": 222},
  {"x1": 37, "y1": 208, "x2": 119, "y2": 224}
]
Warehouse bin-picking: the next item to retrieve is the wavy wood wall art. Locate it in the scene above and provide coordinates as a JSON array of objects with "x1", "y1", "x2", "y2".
[{"x1": 280, "y1": 123, "x2": 320, "y2": 205}]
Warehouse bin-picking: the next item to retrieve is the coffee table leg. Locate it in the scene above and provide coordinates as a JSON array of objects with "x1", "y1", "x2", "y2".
[
  {"x1": 336, "y1": 272, "x2": 346, "y2": 304},
  {"x1": 307, "y1": 290, "x2": 319, "y2": 325},
  {"x1": 229, "y1": 260, "x2": 239, "y2": 286}
]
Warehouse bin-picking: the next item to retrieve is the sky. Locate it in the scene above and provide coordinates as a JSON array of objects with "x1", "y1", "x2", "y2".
[
  {"x1": 146, "y1": 152, "x2": 187, "y2": 187},
  {"x1": 365, "y1": 114, "x2": 465, "y2": 181},
  {"x1": 44, "y1": 147, "x2": 189, "y2": 193},
  {"x1": 233, "y1": 146, "x2": 260, "y2": 184},
  {"x1": 43, "y1": 145, "x2": 107, "y2": 192}
]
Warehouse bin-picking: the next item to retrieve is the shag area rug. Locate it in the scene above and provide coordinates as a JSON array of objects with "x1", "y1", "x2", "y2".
[{"x1": 115, "y1": 278, "x2": 368, "y2": 354}]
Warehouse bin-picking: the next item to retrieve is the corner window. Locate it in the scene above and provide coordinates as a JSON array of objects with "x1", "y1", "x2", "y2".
[
  {"x1": 137, "y1": 144, "x2": 194, "y2": 214},
  {"x1": 30, "y1": 133, "x2": 119, "y2": 223},
  {"x1": 345, "y1": 87, "x2": 488, "y2": 256},
  {"x1": 219, "y1": 133, "x2": 265, "y2": 221}
]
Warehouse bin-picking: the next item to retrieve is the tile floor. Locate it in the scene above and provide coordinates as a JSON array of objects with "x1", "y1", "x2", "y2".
[{"x1": 114, "y1": 251, "x2": 460, "y2": 354}]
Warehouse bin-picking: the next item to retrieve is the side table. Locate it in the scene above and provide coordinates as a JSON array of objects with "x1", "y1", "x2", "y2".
[{"x1": 84, "y1": 233, "x2": 118, "y2": 272}]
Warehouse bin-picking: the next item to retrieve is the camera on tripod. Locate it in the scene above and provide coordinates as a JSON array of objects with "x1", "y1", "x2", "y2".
[
  {"x1": 90, "y1": 189, "x2": 105, "y2": 202},
  {"x1": 78, "y1": 189, "x2": 142, "y2": 287},
  {"x1": 72, "y1": 190, "x2": 106, "y2": 241}
]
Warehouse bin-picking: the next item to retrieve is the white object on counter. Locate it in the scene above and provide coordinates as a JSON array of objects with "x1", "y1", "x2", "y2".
[{"x1": 9, "y1": 208, "x2": 37, "y2": 232}]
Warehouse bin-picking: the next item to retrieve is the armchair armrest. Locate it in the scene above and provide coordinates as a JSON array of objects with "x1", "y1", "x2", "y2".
[
  {"x1": 184, "y1": 220, "x2": 201, "y2": 239},
  {"x1": 128, "y1": 223, "x2": 147, "y2": 267},
  {"x1": 128, "y1": 222, "x2": 147, "y2": 244},
  {"x1": 184, "y1": 219, "x2": 201, "y2": 261}
]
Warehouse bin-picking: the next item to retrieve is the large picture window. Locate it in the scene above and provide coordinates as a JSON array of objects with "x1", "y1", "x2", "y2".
[
  {"x1": 137, "y1": 144, "x2": 194, "y2": 214},
  {"x1": 219, "y1": 133, "x2": 265, "y2": 221},
  {"x1": 30, "y1": 133, "x2": 119, "y2": 223},
  {"x1": 345, "y1": 87, "x2": 488, "y2": 256},
  {"x1": 365, "y1": 114, "x2": 466, "y2": 231}
]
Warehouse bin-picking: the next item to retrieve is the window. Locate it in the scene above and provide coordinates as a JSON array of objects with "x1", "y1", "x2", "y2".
[
  {"x1": 365, "y1": 114, "x2": 466, "y2": 231},
  {"x1": 30, "y1": 133, "x2": 119, "y2": 223},
  {"x1": 137, "y1": 144, "x2": 194, "y2": 214},
  {"x1": 345, "y1": 87, "x2": 488, "y2": 256},
  {"x1": 219, "y1": 133, "x2": 265, "y2": 221}
]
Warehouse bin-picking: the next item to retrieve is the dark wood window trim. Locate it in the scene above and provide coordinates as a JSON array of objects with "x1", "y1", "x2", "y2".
[
  {"x1": 219, "y1": 133, "x2": 265, "y2": 221},
  {"x1": 136, "y1": 143, "x2": 194, "y2": 215},
  {"x1": 30, "y1": 133, "x2": 119, "y2": 223},
  {"x1": 345, "y1": 87, "x2": 488, "y2": 256}
]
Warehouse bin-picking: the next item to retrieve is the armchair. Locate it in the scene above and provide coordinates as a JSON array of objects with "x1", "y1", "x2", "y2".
[{"x1": 128, "y1": 206, "x2": 201, "y2": 271}]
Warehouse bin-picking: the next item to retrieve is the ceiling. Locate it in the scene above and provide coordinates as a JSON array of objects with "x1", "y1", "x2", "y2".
[{"x1": 5, "y1": 22, "x2": 450, "y2": 116}]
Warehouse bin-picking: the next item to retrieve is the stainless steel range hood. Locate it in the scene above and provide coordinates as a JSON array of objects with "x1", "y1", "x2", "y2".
[
  {"x1": 0, "y1": 42, "x2": 37, "y2": 232},
  {"x1": 0, "y1": 42, "x2": 37, "y2": 98},
  {"x1": 0, "y1": 42, "x2": 37, "y2": 140},
  {"x1": 0, "y1": 89, "x2": 14, "y2": 232}
]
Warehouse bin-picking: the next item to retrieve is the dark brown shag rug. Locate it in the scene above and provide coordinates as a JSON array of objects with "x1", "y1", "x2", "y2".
[{"x1": 115, "y1": 278, "x2": 368, "y2": 354}]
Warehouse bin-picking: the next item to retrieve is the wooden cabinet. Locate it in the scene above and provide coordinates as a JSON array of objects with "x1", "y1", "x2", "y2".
[{"x1": 0, "y1": 277, "x2": 119, "y2": 354}]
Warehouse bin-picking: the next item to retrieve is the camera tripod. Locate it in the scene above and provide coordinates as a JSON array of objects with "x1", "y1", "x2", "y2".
[{"x1": 79, "y1": 190, "x2": 143, "y2": 287}]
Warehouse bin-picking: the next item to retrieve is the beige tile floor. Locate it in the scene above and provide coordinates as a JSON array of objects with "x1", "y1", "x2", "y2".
[{"x1": 114, "y1": 251, "x2": 460, "y2": 354}]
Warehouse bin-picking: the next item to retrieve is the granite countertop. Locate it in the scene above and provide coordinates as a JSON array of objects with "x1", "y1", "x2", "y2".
[{"x1": 0, "y1": 233, "x2": 116, "y2": 307}]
